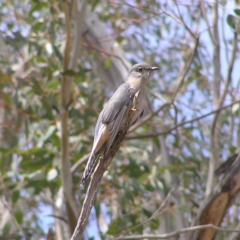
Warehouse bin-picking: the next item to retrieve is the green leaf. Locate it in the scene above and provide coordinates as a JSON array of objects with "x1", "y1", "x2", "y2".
[
  {"x1": 32, "y1": 22, "x2": 43, "y2": 32},
  {"x1": 107, "y1": 218, "x2": 123, "y2": 235},
  {"x1": 104, "y1": 59, "x2": 112, "y2": 69},
  {"x1": 90, "y1": 0, "x2": 99, "y2": 11},
  {"x1": 12, "y1": 190, "x2": 20, "y2": 203},
  {"x1": 53, "y1": 45, "x2": 63, "y2": 61},
  {"x1": 2, "y1": 222, "x2": 11, "y2": 234},
  {"x1": 15, "y1": 210, "x2": 24, "y2": 224},
  {"x1": 234, "y1": 9, "x2": 240, "y2": 16},
  {"x1": 138, "y1": 172, "x2": 149, "y2": 183},
  {"x1": 143, "y1": 208, "x2": 152, "y2": 218},
  {"x1": 227, "y1": 14, "x2": 237, "y2": 30},
  {"x1": 153, "y1": 136, "x2": 160, "y2": 148},
  {"x1": 149, "y1": 218, "x2": 160, "y2": 230},
  {"x1": 61, "y1": 69, "x2": 81, "y2": 76},
  {"x1": 30, "y1": 3, "x2": 49, "y2": 16}
]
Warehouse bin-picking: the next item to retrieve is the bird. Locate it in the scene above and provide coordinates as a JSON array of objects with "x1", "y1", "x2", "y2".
[{"x1": 81, "y1": 63, "x2": 158, "y2": 185}]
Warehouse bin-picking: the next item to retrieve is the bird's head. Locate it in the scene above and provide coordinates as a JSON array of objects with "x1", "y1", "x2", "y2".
[{"x1": 129, "y1": 63, "x2": 158, "y2": 83}]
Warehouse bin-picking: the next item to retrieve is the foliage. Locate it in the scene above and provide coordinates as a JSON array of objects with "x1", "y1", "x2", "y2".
[{"x1": 0, "y1": 0, "x2": 240, "y2": 239}]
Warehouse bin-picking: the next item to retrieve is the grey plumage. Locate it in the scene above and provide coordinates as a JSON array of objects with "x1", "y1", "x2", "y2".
[{"x1": 81, "y1": 63, "x2": 158, "y2": 185}]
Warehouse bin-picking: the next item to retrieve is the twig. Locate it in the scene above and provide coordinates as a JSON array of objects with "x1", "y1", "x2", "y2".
[
  {"x1": 123, "y1": 190, "x2": 173, "y2": 233},
  {"x1": 84, "y1": 40, "x2": 130, "y2": 72},
  {"x1": 71, "y1": 153, "x2": 90, "y2": 173},
  {"x1": 173, "y1": 0, "x2": 197, "y2": 39},
  {"x1": 206, "y1": 28, "x2": 238, "y2": 196},
  {"x1": 228, "y1": 221, "x2": 240, "y2": 240},
  {"x1": 1, "y1": 197, "x2": 26, "y2": 238},
  {"x1": 200, "y1": 0, "x2": 214, "y2": 42},
  {"x1": 127, "y1": 100, "x2": 240, "y2": 140},
  {"x1": 171, "y1": 37, "x2": 199, "y2": 101},
  {"x1": 188, "y1": 154, "x2": 240, "y2": 240},
  {"x1": 114, "y1": 224, "x2": 240, "y2": 240}
]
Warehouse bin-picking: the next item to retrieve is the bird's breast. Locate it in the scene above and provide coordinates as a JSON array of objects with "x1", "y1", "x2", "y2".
[{"x1": 120, "y1": 90, "x2": 146, "y2": 130}]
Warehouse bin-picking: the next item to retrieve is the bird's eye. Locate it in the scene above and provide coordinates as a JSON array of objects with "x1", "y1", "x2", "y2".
[{"x1": 138, "y1": 67, "x2": 143, "y2": 72}]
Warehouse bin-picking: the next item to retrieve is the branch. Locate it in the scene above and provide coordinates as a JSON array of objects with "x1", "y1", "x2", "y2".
[
  {"x1": 188, "y1": 154, "x2": 240, "y2": 240},
  {"x1": 114, "y1": 224, "x2": 240, "y2": 240},
  {"x1": 71, "y1": 109, "x2": 137, "y2": 240},
  {"x1": 171, "y1": 37, "x2": 199, "y2": 101},
  {"x1": 1, "y1": 197, "x2": 26, "y2": 238},
  {"x1": 71, "y1": 153, "x2": 90, "y2": 174},
  {"x1": 206, "y1": 30, "x2": 238, "y2": 196},
  {"x1": 200, "y1": 0, "x2": 214, "y2": 42},
  {"x1": 205, "y1": 0, "x2": 222, "y2": 196},
  {"x1": 174, "y1": 0, "x2": 197, "y2": 39},
  {"x1": 127, "y1": 100, "x2": 240, "y2": 140},
  {"x1": 60, "y1": 0, "x2": 89, "y2": 233},
  {"x1": 124, "y1": 190, "x2": 173, "y2": 233},
  {"x1": 61, "y1": 0, "x2": 79, "y2": 228}
]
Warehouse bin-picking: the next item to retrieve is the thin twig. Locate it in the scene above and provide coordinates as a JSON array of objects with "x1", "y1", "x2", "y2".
[
  {"x1": 71, "y1": 153, "x2": 90, "y2": 173},
  {"x1": 123, "y1": 190, "x2": 173, "y2": 233},
  {"x1": 174, "y1": 0, "x2": 197, "y2": 39},
  {"x1": 127, "y1": 100, "x2": 240, "y2": 140},
  {"x1": 114, "y1": 224, "x2": 240, "y2": 240},
  {"x1": 1, "y1": 197, "x2": 26, "y2": 238},
  {"x1": 171, "y1": 37, "x2": 199, "y2": 101},
  {"x1": 200, "y1": 0, "x2": 214, "y2": 42}
]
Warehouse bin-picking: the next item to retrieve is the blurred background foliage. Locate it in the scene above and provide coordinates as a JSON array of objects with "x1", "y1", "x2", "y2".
[{"x1": 0, "y1": 0, "x2": 240, "y2": 239}]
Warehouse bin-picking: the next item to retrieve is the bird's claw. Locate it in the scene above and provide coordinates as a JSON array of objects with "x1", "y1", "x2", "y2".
[{"x1": 130, "y1": 107, "x2": 138, "y2": 112}]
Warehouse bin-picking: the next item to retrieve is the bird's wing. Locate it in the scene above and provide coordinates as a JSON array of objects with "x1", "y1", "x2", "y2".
[
  {"x1": 102, "y1": 82, "x2": 135, "y2": 123},
  {"x1": 101, "y1": 82, "x2": 136, "y2": 152}
]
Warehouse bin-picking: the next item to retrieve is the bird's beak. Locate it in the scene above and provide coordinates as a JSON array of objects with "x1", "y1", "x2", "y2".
[{"x1": 150, "y1": 67, "x2": 158, "y2": 71}]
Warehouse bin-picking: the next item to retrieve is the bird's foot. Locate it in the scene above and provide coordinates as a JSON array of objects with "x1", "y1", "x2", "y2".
[{"x1": 130, "y1": 107, "x2": 138, "y2": 112}]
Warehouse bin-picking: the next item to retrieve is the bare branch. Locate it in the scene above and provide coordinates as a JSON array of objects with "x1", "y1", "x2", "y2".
[
  {"x1": 124, "y1": 190, "x2": 174, "y2": 233},
  {"x1": 205, "y1": 0, "x2": 228, "y2": 196},
  {"x1": 171, "y1": 37, "x2": 199, "y2": 101},
  {"x1": 174, "y1": 0, "x2": 197, "y2": 39},
  {"x1": 1, "y1": 197, "x2": 26, "y2": 238},
  {"x1": 71, "y1": 153, "x2": 90, "y2": 174},
  {"x1": 114, "y1": 224, "x2": 240, "y2": 240},
  {"x1": 200, "y1": 0, "x2": 214, "y2": 42},
  {"x1": 71, "y1": 108, "x2": 137, "y2": 240},
  {"x1": 206, "y1": 30, "x2": 238, "y2": 196},
  {"x1": 228, "y1": 221, "x2": 240, "y2": 240},
  {"x1": 127, "y1": 100, "x2": 240, "y2": 140},
  {"x1": 60, "y1": 0, "x2": 89, "y2": 233},
  {"x1": 188, "y1": 154, "x2": 240, "y2": 240}
]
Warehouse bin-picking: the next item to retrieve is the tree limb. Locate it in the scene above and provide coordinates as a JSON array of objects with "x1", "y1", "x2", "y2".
[
  {"x1": 71, "y1": 109, "x2": 137, "y2": 240},
  {"x1": 205, "y1": 0, "x2": 223, "y2": 196},
  {"x1": 188, "y1": 153, "x2": 240, "y2": 240},
  {"x1": 114, "y1": 224, "x2": 240, "y2": 240},
  {"x1": 127, "y1": 100, "x2": 240, "y2": 140},
  {"x1": 60, "y1": 0, "x2": 88, "y2": 234}
]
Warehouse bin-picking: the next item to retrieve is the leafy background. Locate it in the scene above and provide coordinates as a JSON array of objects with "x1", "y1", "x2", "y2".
[{"x1": 0, "y1": 0, "x2": 240, "y2": 239}]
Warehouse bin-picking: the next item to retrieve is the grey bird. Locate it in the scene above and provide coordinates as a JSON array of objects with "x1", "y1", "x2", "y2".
[{"x1": 81, "y1": 63, "x2": 158, "y2": 185}]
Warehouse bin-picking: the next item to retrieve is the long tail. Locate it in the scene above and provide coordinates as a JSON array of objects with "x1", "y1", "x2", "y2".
[{"x1": 81, "y1": 152, "x2": 96, "y2": 185}]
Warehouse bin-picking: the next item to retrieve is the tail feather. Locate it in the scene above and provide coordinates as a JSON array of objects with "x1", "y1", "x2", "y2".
[{"x1": 81, "y1": 152, "x2": 96, "y2": 185}]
